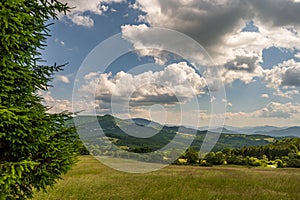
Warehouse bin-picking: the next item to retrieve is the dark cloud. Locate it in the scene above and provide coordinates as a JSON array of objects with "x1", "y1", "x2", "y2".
[
  {"x1": 140, "y1": 0, "x2": 300, "y2": 54},
  {"x1": 224, "y1": 56, "x2": 259, "y2": 73},
  {"x1": 250, "y1": 0, "x2": 300, "y2": 26},
  {"x1": 129, "y1": 94, "x2": 180, "y2": 107},
  {"x1": 155, "y1": 0, "x2": 252, "y2": 51},
  {"x1": 282, "y1": 66, "x2": 300, "y2": 86}
]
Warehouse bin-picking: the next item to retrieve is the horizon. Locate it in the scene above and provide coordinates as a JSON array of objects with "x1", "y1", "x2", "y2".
[{"x1": 75, "y1": 114, "x2": 299, "y2": 130}]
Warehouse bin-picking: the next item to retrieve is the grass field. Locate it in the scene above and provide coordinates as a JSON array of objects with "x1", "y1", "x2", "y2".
[{"x1": 33, "y1": 156, "x2": 300, "y2": 200}]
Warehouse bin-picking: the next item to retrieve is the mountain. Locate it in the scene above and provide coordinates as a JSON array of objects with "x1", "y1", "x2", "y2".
[
  {"x1": 221, "y1": 126, "x2": 285, "y2": 135},
  {"x1": 74, "y1": 115, "x2": 295, "y2": 153},
  {"x1": 129, "y1": 118, "x2": 163, "y2": 129},
  {"x1": 209, "y1": 127, "x2": 239, "y2": 134},
  {"x1": 255, "y1": 126, "x2": 300, "y2": 137},
  {"x1": 197, "y1": 125, "x2": 286, "y2": 135}
]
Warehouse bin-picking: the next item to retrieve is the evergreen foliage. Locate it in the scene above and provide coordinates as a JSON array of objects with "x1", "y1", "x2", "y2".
[{"x1": 0, "y1": 0, "x2": 79, "y2": 199}]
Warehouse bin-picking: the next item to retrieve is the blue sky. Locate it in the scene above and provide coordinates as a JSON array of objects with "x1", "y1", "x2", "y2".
[{"x1": 41, "y1": 0, "x2": 300, "y2": 128}]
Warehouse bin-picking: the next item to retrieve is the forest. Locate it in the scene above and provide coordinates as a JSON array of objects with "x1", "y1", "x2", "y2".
[{"x1": 177, "y1": 138, "x2": 300, "y2": 168}]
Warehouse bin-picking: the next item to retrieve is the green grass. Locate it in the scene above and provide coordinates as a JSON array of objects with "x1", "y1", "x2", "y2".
[{"x1": 33, "y1": 156, "x2": 300, "y2": 200}]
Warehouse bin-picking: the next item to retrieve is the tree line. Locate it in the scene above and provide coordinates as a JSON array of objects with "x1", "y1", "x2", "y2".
[{"x1": 176, "y1": 138, "x2": 300, "y2": 168}]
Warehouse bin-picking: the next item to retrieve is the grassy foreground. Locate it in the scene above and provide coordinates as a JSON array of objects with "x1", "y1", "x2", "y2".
[{"x1": 34, "y1": 156, "x2": 300, "y2": 200}]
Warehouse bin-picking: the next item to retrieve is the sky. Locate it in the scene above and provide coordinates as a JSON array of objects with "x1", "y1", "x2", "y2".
[{"x1": 41, "y1": 0, "x2": 300, "y2": 128}]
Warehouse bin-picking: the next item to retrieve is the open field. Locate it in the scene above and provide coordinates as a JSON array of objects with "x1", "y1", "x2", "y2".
[{"x1": 33, "y1": 156, "x2": 300, "y2": 200}]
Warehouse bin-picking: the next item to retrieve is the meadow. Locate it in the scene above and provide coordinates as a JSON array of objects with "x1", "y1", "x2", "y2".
[{"x1": 33, "y1": 156, "x2": 300, "y2": 200}]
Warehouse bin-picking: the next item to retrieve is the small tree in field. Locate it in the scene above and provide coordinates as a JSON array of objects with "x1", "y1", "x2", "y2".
[{"x1": 0, "y1": 0, "x2": 79, "y2": 199}]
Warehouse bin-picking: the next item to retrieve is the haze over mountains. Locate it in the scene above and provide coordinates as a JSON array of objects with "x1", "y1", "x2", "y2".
[
  {"x1": 128, "y1": 117, "x2": 300, "y2": 138},
  {"x1": 216, "y1": 126, "x2": 299, "y2": 138},
  {"x1": 253, "y1": 127, "x2": 300, "y2": 138}
]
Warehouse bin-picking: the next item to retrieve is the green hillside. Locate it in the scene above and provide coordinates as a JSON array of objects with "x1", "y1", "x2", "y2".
[{"x1": 73, "y1": 115, "x2": 293, "y2": 162}]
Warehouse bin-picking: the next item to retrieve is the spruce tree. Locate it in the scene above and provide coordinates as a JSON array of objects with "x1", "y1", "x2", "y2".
[{"x1": 0, "y1": 0, "x2": 79, "y2": 198}]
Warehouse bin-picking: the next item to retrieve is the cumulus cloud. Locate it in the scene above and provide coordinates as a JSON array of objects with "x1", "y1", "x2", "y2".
[
  {"x1": 203, "y1": 102, "x2": 300, "y2": 122},
  {"x1": 121, "y1": 24, "x2": 224, "y2": 91},
  {"x1": 78, "y1": 62, "x2": 206, "y2": 113},
  {"x1": 39, "y1": 91, "x2": 72, "y2": 113},
  {"x1": 60, "y1": 0, "x2": 300, "y2": 91},
  {"x1": 134, "y1": 0, "x2": 300, "y2": 50},
  {"x1": 121, "y1": 22, "x2": 300, "y2": 87},
  {"x1": 68, "y1": 13, "x2": 94, "y2": 28},
  {"x1": 249, "y1": 0, "x2": 300, "y2": 27},
  {"x1": 282, "y1": 65, "x2": 300, "y2": 87},
  {"x1": 257, "y1": 102, "x2": 300, "y2": 119},
  {"x1": 263, "y1": 59, "x2": 300, "y2": 97},
  {"x1": 224, "y1": 56, "x2": 259, "y2": 73},
  {"x1": 134, "y1": 0, "x2": 250, "y2": 51},
  {"x1": 39, "y1": 91, "x2": 98, "y2": 114},
  {"x1": 121, "y1": 24, "x2": 204, "y2": 66},
  {"x1": 60, "y1": 0, "x2": 125, "y2": 27},
  {"x1": 220, "y1": 55, "x2": 263, "y2": 85},
  {"x1": 122, "y1": 0, "x2": 300, "y2": 91}
]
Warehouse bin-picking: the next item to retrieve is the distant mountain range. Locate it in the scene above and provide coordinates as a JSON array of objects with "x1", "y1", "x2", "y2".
[
  {"x1": 73, "y1": 115, "x2": 299, "y2": 152},
  {"x1": 218, "y1": 126, "x2": 299, "y2": 137},
  {"x1": 130, "y1": 119, "x2": 300, "y2": 138},
  {"x1": 254, "y1": 126, "x2": 300, "y2": 137},
  {"x1": 223, "y1": 125, "x2": 285, "y2": 134},
  {"x1": 196, "y1": 125, "x2": 299, "y2": 137}
]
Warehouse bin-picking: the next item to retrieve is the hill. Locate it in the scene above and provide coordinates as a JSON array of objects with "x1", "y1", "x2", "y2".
[{"x1": 74, "y1": 115, "x2": 291, "y2": 155}]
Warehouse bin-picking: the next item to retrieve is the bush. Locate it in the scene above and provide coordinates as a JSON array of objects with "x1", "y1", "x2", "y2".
[{"x1": 287, "y1": 159, "x2": 300, "y2": 168}]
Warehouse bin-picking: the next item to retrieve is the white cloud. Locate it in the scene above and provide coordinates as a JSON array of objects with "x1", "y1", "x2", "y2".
[
  {"x1": 129, "y1": 2, "x2": 140, "y2": 10},
  {"x1": 227, "y1": 102, "x2": 233, "y2": 107},
  {"x1": 60, "y1": 0, "x2": 300, "y2": 92},
  {"x1": 199, "y1": 101, "x2": 300, "y2": 127},
  {"x1": 261, "y1": 94, "x2": 269, "y2": 99},
  {"x1": 60, "y1": 0, "x2": 125, "y2": 27},
  {"x1": 68, "y1": 13, "x2": 94, "y2": 28},
  {"x1": 121, "y1": 24, "x2": 168, "y2": 64},
  {"x1": 263, "y1": 59, "x2": 300, "y2": 98},
  {"x1": 210, "y1": 96, "x2": 216, "y2": 103},
  {"x1": 121, "y1": 23, "x2": 216, "y2": 67},
  {"x1": 40, "y1": 91, "x2": 72, "y2": 113},
  {"x1": 83, "y1": 72, "x2": 100, "y2": 80},
  {"x1": 39, "y1": 91, "x2": 98, "y2": 114},
  {"x1": 222, "y1": 98, "x2": 233, "y2": 107},
  {"x1": 120, "y1": 22, "x2": 299, "y2": 88},
  {"x1": 258, "y1": 102, "x2": 300, "y2": 119},
  {"x1": 137, "y1": 15, "x2": 147, "y2": 23},
  {"x1": 56, "y1": 75, "x2": 70, "y2": 84},
  {"x1": 78, "y1": 62, "x2": 206, "y2": 113},
  {"x1": 101, "y1": 5, "x2": 109, "y2": 12},
  {"x1": 54, "y1": 38, "x2": 65, "y2": 47}
]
